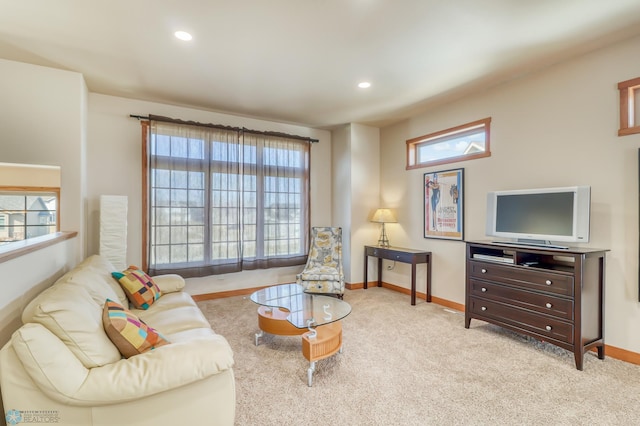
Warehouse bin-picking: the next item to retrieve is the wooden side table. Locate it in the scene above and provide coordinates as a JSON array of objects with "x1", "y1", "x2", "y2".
[{"x1": 364, "y1": 245, "x2": 432, "y2": 305}]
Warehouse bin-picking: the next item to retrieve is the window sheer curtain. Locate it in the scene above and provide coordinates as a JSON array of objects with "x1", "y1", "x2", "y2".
[
  {"x1": 242, "y1": 132, "x2": 310, "y2": 270},
  {"x1": 146, "y1": 120, "x2": 310, "y2": 278}
]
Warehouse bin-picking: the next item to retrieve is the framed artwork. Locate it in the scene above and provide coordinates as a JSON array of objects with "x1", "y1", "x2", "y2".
[{"x1": 424, "y1": 168, "x2": 464, "y2": 240}]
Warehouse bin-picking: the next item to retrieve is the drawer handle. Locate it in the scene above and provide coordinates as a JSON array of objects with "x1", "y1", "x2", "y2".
[
  {"x1": 396, "y1": 255, "x2": 400, "y2": 259},
  {"x1": 545, "y1": 280, "x2": 552, "y2": 285},
  {"x1": 481, "y1": 268, "x2": 487, "y2": 274},
  {"x1": 545, "y1": 303, "x2": 552, "y2": 308},
  {"x1": 481, "y1": 287, "x2": 487, "y2": 292},
  {"x1": 545, "y1": 325, "x2": 552, "y2": 331},
  {"x1": 481, "y1": 306, "x2": 487, "y2": 311}
]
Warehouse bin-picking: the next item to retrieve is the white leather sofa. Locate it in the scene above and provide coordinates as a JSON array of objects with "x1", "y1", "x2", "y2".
[{"x1": 0, "y1": 255, "x2": 235, "y2": 426}]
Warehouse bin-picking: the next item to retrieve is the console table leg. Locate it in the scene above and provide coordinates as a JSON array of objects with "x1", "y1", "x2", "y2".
[
  {"x1": 364, "y1": 253, "x2": 368, "y2": 289},
  {"x1": 411, "y1": 263, "x2": 417, "y2": 306},
  {"x1": 597, "y1": 345, "x2": 605, "y2": 360},
  {"x1": 426, "y1": 254, "x2": 432, "y2": 303}
]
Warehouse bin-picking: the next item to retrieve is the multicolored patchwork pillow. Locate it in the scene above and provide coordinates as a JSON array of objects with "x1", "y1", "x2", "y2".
[
  {"x1": 102, "y1": 299, "x2": 170, "y2": 358},
  {"x1": 111, "y1": 266, "x2": 162, "y2": 310}
]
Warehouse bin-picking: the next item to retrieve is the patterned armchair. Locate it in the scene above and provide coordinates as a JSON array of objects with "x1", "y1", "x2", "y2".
[{"x1": 296, "y1": 227, "x2": 345, "y2": 297}]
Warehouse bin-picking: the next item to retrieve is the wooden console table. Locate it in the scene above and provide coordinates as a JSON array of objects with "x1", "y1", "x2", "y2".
[{"x1": 364, "y1": 245, "x2": 432, "y2": 305}]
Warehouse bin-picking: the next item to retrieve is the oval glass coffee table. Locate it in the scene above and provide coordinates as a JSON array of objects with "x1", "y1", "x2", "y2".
[{"x1": 250, "y1": 283, "x2": 351, "y2": 386}]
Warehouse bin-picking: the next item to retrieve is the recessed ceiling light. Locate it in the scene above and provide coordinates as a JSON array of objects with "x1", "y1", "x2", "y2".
[
  {"x1": 358, "y1": 82, "x2": 371, "y2": 89},
  {"x1": 174, "y1": 31, "x2": 193, "y2": 41}
]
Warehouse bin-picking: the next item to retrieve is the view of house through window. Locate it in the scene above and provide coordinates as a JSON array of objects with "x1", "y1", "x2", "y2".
[
  {"x1": 406, "y1": 117, "x2": 491, "y2": 169},
  {"x1": 145, "y1": 120, "x2": 310, "y2": 277},
  {"x1": 0, "y1": 192, "x2": 58, "y2": 245}
]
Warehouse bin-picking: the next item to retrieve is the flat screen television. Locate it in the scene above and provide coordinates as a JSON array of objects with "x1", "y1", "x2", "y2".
[{"x1": 485, "y1": 186, "x2": 591, "y2": 249}]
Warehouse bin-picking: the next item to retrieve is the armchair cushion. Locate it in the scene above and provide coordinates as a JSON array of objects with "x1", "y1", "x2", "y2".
[
  {"x1": 112, "y1": 266, "x2": 162, "y2": 310},
  {"x1": 298, "y1": 266, "x2": 342, "y2": 281},
  {"x1": 103, "y1": 299, "x2": 170, "y2": 358}
]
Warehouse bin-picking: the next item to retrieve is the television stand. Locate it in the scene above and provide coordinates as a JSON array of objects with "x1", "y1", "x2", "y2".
[{"x1": 465, "y1": 241, "x2": 608, "y2": 370}]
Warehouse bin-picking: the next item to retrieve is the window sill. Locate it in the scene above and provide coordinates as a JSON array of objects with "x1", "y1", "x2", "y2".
[{"x1": 0, "y1": 232, "x2": 78, "y2": 265}]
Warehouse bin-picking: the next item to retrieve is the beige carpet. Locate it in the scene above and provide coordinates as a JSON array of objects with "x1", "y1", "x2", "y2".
[{"x1": 197, "y1": 287, "x2": 640, "y2": 425}]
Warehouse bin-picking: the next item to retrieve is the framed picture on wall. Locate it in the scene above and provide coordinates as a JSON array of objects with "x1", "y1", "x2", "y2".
[{"x1": 424, "y1": 168, "x2": 464, "y2": 240}]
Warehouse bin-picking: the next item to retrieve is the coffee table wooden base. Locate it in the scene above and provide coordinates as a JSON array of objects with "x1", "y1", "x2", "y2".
[
  {"x1": 257, "y1": 306, "x2": 306, "y2": 335},
  {"x1": 254, "y1": 306, "x2": 344, "y2": 386},
  {"x1": 302, "y1": 321, "x2": 343, "y2": 386}
]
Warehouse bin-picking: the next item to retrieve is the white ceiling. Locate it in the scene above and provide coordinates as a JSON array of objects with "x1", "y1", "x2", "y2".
[{"x1": 2, "y1": 1, "x2": 640, "y2": 129}]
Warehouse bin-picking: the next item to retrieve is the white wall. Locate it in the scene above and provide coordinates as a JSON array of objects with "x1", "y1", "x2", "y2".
[
  {"x1": 331, "y1": 124, "x2": 381, "y2": 284},
  {"x1": 378, "y1": 34, "x2": 640, "y2": 353},
  {"x1": 87, "y1": 94, "x2": 332, "y2": 294},
  {"x1": 0, "y1": 59, "x2": 88, "y2": 260},
  {"x1": 350, "y1": 124, "x2": 381, "y2": 283},
  {"x1": 332, "y1": 125, "x2": 352, "y2": 280}
]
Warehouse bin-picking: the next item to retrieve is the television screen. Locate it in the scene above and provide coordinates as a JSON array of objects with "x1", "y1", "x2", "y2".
[
  {"x1": 486, "y1": 186, "x2": 590, "y2": 246},
  {"x1": 495, "y1": 192, "x2": 574, "y2": 237}
]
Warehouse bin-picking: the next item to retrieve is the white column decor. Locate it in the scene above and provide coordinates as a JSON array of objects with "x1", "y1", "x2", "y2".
[{"x1": 99, "y1": 195, "x2": 128, "y2": 270}]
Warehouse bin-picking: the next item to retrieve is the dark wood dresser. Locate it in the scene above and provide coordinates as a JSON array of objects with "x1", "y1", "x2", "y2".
[{"x1": 465, "y1": 241, "x2": 608, "y2": 370}]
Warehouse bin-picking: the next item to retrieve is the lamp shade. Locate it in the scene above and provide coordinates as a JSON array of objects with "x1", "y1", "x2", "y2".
[{"x1": 371, "y1": 208, "x2": 397, "y2": 223}]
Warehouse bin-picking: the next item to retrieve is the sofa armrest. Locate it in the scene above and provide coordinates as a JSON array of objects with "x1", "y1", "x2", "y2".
[
  {"x1": 11, "y1": 323, "x2": 233, "y2": 406},
  {"x1": 152, "y1": 274, "x2": 186, "y2": 293}
]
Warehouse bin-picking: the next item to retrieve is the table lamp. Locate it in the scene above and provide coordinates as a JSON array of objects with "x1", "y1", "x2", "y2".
[{"x1": 371, "y1": 208, "x2": 396, "y2": 247}]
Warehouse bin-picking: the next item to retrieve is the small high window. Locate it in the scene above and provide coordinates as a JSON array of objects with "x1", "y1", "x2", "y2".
[
  {"x1": 618, "y1": 77, "x2": 640, "y2": 136},
  {"x1": 406, "y1": 117, "x2": 491, "y2": 169}
]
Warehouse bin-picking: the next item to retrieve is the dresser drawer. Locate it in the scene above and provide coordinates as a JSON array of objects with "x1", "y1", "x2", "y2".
[
  {"x1": 468, "y1": 297, "x2": 573, "y2": 344},
  {"x1": 468, "y1": 261, "x2": 573, "y2": 297},
  {"x1": 469, "y1": 279, "x2": 573, "y2": 320}
]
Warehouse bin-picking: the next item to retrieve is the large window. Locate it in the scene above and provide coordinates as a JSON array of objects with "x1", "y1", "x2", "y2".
[
  {"x1": 144, "y1": 120, "x2": 310, "y2": 277},
  {"x1": 406, "y1": 117, "x2": 491, "y2": 169},
  {"x1": 0, "y1": 190, "x2": 59, "y2": 245}
]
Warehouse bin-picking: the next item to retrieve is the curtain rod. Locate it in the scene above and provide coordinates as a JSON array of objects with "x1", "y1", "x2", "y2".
[{"x1": 129, "y1": 114, "x2": 319, "y2": 143}]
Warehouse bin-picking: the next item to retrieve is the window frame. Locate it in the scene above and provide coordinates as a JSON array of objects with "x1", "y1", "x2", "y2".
[
  {"x1": 618, "y1": 76, "x2": 640, "y2": 136},
  {"x1": 406, "y1": 117, "x2": 491, "y2": 170},
  {"x1": 140, "y1": 121, "x2": 310, "y2": 275},
  {"x1": 0, "y1": 186, "x2": 60, "y2": 245}
]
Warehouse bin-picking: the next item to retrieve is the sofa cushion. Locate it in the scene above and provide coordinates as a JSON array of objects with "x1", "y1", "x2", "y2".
[
  {"x1": 103, "y1": 299, "x2": 170, "y2": 358},
  {"x1": 131, "y1": 291, "x2": 196, "y2": 312},
  {"x1": 135, "y1": 305, "x2": 211, "y2": 335},
  {"x1": 66, "y1": 255, "x2": 129, "y2": 306},
  {"x1": 22, "y1": 284, "x2": 121, "y2": 368},
  {"x1": 65, "y1": 266, "x2": 121, "y2": 306},
  {"x1": 112, "y1": 266, "x2": 162, "y2": 310},
  {"x1": 22, "y1": 255, "x2": 129, "y2": 322}
]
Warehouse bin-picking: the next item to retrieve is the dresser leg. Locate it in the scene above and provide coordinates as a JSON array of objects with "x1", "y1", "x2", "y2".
[{"x1": 574, "y1": 351, "x2": 584, "y2": 371}]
